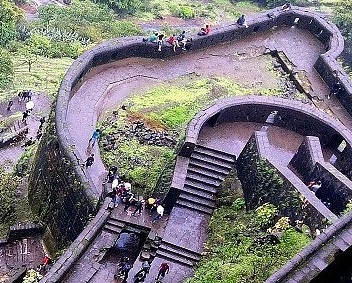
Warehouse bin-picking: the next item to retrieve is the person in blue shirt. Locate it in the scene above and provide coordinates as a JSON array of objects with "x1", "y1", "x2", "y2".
[{"x1": 89, "y1": 129, "x2": 101, "y2": 147}]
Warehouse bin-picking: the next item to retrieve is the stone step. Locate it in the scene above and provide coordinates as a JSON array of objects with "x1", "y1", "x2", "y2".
[
  {"x1": 176, "y1": 199, "x2": 214, "y2": 215},
  {"x1": 188, "y1": 160, "x2": 230, "y2": 176},
  {"x1": 106, "y1": 218, "x2": 125, "y2": 228},
  {"x1": 186, "y1": 172, "x2": 222, "y2": 187},
  {"x1": 179, "y1": 191, "x2": 216, "y2": 208},
  {"x1": 181, "y1": 185, "x2": 216, "y2": 201},
  {"x1": 156, "y1": 249, "x2": 195, "y2": 267},
  {"x1": 184, "y1": 178, "x2": 218, "y2": 194},
  {"x1": 103, "y1": 224, "x2": 123, "y2": 235},
  {"x1": 187, "y1": 165, "x2": 227, "y2": 181},
  {"x1": 190, "y1": 152, "x2": 233, "y2": 170},
  {"x1": 158, "y1": 241, "x2": 201, "y2": 262},
  {"x1": 195, "y1": 144, "x2": 236, "y2": 162}
]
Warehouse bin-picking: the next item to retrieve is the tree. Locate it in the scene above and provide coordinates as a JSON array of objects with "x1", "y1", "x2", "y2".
[
  {"x1": 0, "y1": 0, "x2": 23, "y2": 46},
  {"x1": 334, "y1": 0, "x2": 352, "y2": 46},
  {"x1": 21, "y1": 45, "x2": 38, "y2": 72},
  {"x1": 0, "y1": 48, "x2": 14, "y2": 88}
]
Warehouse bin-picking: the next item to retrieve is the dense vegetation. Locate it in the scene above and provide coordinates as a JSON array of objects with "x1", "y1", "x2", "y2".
[{"x1": 188, "y1": 199, "x2": 311, "y2": 283}]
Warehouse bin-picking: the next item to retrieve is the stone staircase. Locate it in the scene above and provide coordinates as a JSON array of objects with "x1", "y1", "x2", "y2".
[
  {"x1": 176, "y1": 145, "x2": 236, "y2": 214},
  {"x1": 102, "y1": 217, "x2": 125, "y2": 235},
  {"x1": 156, "y1": 240, "x2": 202, "y2": 267}
]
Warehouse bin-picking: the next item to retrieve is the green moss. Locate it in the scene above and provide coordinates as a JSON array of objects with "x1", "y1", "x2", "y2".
[{"x1": 188, "y1": 205, "x2": 311, "y2": 283}]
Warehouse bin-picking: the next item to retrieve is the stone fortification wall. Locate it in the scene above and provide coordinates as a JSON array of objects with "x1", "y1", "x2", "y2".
[
  {"x1": 29, "y1": 6, "x2": 351, "y2": 249},
  {"x1": 236, "y1": 131, "x2": 335, "y2": 230},
  {"x1": 28, "y1": 120, "x2": 97, "y2": 247},
  {"x1": 180, "y1": 96, "x2": 352, "y2": 157},
  {"x1": 309, "y1": 162, "x2": 352, "y2": 215},
  {"x1": 289, "y1": 136, "x2": 325, "y2": 183}
]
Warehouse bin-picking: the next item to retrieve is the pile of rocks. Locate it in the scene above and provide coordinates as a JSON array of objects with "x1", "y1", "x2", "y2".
[{"x1": 102, "y1": 121, "x2": 178, "y2": 151}]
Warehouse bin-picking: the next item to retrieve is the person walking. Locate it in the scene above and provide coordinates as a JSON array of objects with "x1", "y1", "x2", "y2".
[
  {"x1": 89, "y1": 129, "x2": 101, "y2": 147},
  {"x1": 84, "y1": 153, "x2": 94, "y2": 168},
  {"x1": 7, "y1": 100, "x2": 13, "y2": 112},
  {"x1": 155, "y1": 262, "x2": 169, "y2": 281},
  {"x1": 152, "y1": 204, "x2": 164, "y2": 223},
  {"x1": 133, "y1": 261, "x2": 150, "y2": 283},
  {"x1": 39, "y1": 117, "x2": 46, "y2": 130},
  {"x1": 121, "y1": 262, "x2": 133, "y2": 283},
  {"x1": 132, "y1": 199, "x2": 145, "y2": 216},
  {"x1": 22, "y1": 110, "x2": 30, "y2": 122}
]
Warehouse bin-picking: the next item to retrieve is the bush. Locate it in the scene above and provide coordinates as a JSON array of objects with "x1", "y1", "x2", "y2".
[
  {"x1": 34, "y1": 0, "x2": 142, "y2": 45},
  {"x1": 170, "y1": 4, "x2": 195, "y2": 19},
  {"x1": 94, "y1": 0, "x2": 149, "y2": 14},
  {"x1": 178, "y1": 6, "x2": 195, "y2": 19},
  {"x1": 0, "y1": 166, "x2": 21, "y2": 224},
  {"x1": 232, "y1": 198, "x2": 246, "y2": 211},
  {"x1": 0, "y1": 48, "x2": 14, "y2": 89},
  {"x1": 255, "y1": 203, "x2": 278, "y2": 227}
]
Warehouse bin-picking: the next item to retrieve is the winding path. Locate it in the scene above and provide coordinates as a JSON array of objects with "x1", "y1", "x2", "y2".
[{"x1": 59, "y1": 21, "x2": 352, "y2": 283}]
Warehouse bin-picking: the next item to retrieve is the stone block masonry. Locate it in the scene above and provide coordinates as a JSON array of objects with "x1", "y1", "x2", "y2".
[{"x1": 237, "y1": 131, "x2": 336, "y2": 231}]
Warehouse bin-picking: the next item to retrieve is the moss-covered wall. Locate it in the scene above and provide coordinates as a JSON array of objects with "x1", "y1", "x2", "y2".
[
  {"x1": 28, "y1": 116, "x2": 97, "y2": 248},
  {"x1": 289, "y1": 136, "x2": 325, "y2": 183},
  {"x1": 237, "y1": 132, "x2": 327, "y2": 230}
]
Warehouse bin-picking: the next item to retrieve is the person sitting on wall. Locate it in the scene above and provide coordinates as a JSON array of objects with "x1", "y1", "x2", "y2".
[
  {"x1": 177, "y1": 30, "x2": 188, "y2": 50},
  {"x1": 157, "y1": 34, "x2": 165, "y2": 51},
  {"x1": 167, "y1": 34, "x2": 180, "y2": 52},
  {"x1": 328, "y1": 71, "x2": 342, "y2": 99},
  {"x1": 237, "y1": 15, "x2": 249, "y2": 28},
  {"x1": 307, "y1": 180, "x2": 322, "y2": 193},
  {"x1": 38, "y1": 254, "x2": 52, "y2": 274},
  {"x1": 149, "y1": 32, "x2": 158, "y2": 43},
  {"x1": 143, "y1": 32, "x2": 158, "y2": 43},
  {"x1": 282, "y1": 2, "x2": 292, "y2": 12},
  {"x1": 198, "y1": 24, "x2": 210, "y2": 36}
]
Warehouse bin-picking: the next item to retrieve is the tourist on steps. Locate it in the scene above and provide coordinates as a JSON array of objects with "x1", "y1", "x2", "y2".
[{"x1": 155, "y1": 262, "x2": 169, "y2": 281}]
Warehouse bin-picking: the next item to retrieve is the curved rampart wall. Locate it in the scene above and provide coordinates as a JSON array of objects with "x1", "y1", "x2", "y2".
[{"x1": 29, "y1": 6, "x2": 352, "y2": 248}]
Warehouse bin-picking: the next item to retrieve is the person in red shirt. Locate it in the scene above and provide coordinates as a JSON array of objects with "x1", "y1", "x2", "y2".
[
  {"x1": 167, "y1": 34, "x2": 180, "y2": 52},
  {"x1": 198, "y1": 24, "x2": 210, "y2": 36},
  {"x1": 155, "y1": 262, "x2": 170, "y2": 280}
]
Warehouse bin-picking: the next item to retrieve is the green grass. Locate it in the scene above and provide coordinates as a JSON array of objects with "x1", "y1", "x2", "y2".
[
  {"x1": 0, "y1": 54, "x2": 73, "y2": 101},
  {"x1": 132, "y1": 0, "x2": 261, "y2": 24},
  {"x1": 187, "y1": 204, "x2": 311, "y2": 283}
]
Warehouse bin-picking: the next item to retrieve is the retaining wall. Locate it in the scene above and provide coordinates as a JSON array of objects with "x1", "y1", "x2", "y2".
[
  {"x1": 289, "y1": 136, "x2": 325, "y2": 182},
  {"x1": 237, "y1": 131, "x2": 336, "y2": 230}
]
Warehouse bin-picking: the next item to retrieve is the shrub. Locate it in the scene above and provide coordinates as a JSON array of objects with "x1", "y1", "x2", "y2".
[
  {"x1": 255, "y1": 203, "x2": 278, "y2": 227},
  {"x1": 232, "y1": 198, "x2": 246, "y2": 211},
  {"x1": 0, "y1": 48, "x2": 14, "y2": 89},
  {"x1": 178, "y1": 6, "x2": 195, "y2": 19}
]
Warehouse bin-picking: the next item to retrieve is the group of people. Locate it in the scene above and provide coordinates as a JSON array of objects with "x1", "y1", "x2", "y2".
[
  {"x1": 145, "y1": 30, "x2": 190, "y2": 52},
  {"x1": 115, "y1": 257, "x2": 170, "y2": 283},
  {"x1": 6, "y1": 89, "x2": 47, "y2": 148},
  {"x1": 105, "y1": 165, "x2": 165, "y2": 222}
]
